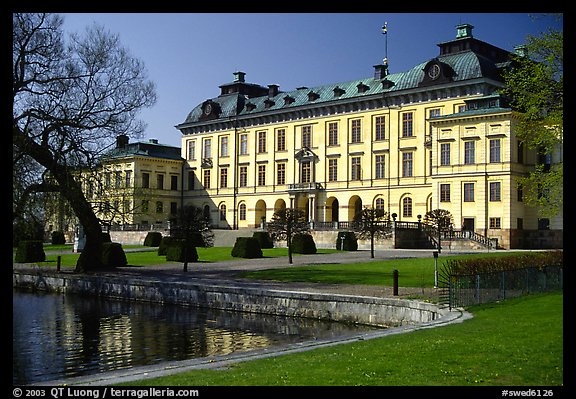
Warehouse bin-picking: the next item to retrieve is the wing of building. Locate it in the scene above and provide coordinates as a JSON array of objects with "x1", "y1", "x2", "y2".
[{"x1": 174, "y1": 23, "x2": 562, "y2": 249}]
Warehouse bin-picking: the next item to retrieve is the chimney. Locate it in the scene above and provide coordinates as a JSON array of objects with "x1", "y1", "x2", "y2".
[
  {"x1": 455, "y1": 23, "x2": 474, "y2": 39},
  {"x1": 268, "y1": 84, "x2": 279, "y2": 97},
  {"x1": 233, "y1": 71, "x2": 246, "y2": 83},
  {"x1": 116, "y1": 134, "x2": 129, "y2": 149},
  {"x1": 373, "y1": 64, "x2": 388, "y2": 79}
]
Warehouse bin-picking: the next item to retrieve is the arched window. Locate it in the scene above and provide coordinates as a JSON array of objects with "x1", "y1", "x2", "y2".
[
  {"x1": 402, "y1": 197, "x2": 413, "y2": 218},
  {"x1": 375, "y1": 197, "x2": 385, "y2": 211},
  {"x1": 239, "y1": 203, "x2": 247, "y2": 221},
  {"x1": 219, "y1": 204, "x2": 226, "y2": 221}
]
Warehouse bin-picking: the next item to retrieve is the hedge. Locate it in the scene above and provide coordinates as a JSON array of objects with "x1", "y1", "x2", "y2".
[
  {"x1": 231, "y1": 237, "x2": 263, "y2": 259},
  {"x1": 14, "y1": 240, "x2": 46, "y2": 263},
  {"x1": 336, "y1": 231, "x2": 358, "y2": 251},
  {"x1": 165, "y1": 239, "x2": 199, "y2": 262},
  {"x1": 51, "y1": 231, "x2": 66, "y2": 245},
  {"x1": 101, "y1": 242, "x2": 127, "y2": 268},
  {"x1": 144, "y1": 232, "x2": 163, "y2": 247},
  {"x1": 292, "y1": 233, "x2": 317, "y2": 254},
  {"x1": 253, "y1": 231, "x2": 274, "y2": 249}
]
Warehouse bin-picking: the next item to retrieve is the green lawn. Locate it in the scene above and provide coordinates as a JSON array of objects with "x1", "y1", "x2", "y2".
[
  {"x1": 238, "y1": 252, "x2": 528, "y2": 288},
  {"x1": 121, "y1": 291, "x2": 563, "y2": 386},
  {"x1": 24, "y1": 246, "x2": 339, "y2": 268}
]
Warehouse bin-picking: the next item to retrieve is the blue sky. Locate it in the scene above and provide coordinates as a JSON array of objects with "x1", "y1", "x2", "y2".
[{"x1": 60, "y1": 13, "x2": 562, "y2": 147}]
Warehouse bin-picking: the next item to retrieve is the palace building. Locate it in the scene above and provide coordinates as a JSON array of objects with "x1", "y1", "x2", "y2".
[{"x1": 175, "y1": 23, "x2": 562, "y2": 249}]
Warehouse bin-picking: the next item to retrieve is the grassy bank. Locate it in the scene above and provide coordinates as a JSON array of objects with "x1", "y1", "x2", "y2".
[{"x1": 122, "y1": 291, "x2": 563, "y2": 386}]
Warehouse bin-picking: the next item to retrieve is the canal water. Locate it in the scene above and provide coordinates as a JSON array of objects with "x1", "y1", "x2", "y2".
[{"x1": 13, "y1": 289, "x2": 378, "y2": 385}]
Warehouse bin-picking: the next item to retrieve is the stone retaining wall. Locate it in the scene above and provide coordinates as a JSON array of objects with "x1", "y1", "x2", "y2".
[{"x1": 13, "y1": 270, "x2": 460, "y2": 328}]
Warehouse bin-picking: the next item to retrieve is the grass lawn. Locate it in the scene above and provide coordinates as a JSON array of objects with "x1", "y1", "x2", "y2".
[
  {"x1": 23, "y1": 246, "x2": 339, "y2": 268},
  {"x1": 121, "y1": 291, "x2": 563, "y2": 386},
  {"x1": 238, "y1": 252, "x2": 528, "y2": 288}
]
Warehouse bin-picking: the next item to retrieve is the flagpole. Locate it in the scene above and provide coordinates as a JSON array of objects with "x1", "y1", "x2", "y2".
[{"x1": 382, "y1": 21, "x2": 388, "y2": 67}]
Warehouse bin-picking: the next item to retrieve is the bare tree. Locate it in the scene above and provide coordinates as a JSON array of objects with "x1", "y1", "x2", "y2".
[
  {"x1": 12, "y1": 13, "x2": 156, "y2": 272},
  {"x1": 267, "y1": 208, "x2": 309, "y2": 264},
  {"x1": 354, "y1": 207, "x2": 392, "y2": 259}
]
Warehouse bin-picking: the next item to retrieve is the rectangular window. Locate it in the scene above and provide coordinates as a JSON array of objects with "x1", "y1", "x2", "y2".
[
  {"x1": 220, "y1": 136, "x2": 229, "y2": 157},
  {"x1": 402, "y1": 112, "x2": 413, "y2": 137},
  {"x1": 328, "y1": 159, "x2": 338, "y2": 182},
  {"x1": 328, "y1": 122, "x2": 338, "y2": 146},
  {"x1": 463, "y1": 183, "x2": 475, "y2": 202},
  {"x1": 156, "y1": 174, "x2": 164, "y2": 190},
  {"x1": 258, "y1": 165, "x2": 266, "y2": 186},
  {"x1": 351, "y1": 157, "x2": 361, "y2": 181},
  {"x1": 490, "y1": 139, "x2": 501, "y2": 163},
  {"x1": 141, "y1": 199, "x2": 149, "y2": 213},
  {"x1": 170, "y1": 175, "x2": 178, "y2": 191},
  {"x1": 489, "y1": 217, "x2": 501, "y2": 229},
  {"x1": 301, "y1": 161, "x2": 311, "y2": 183},
  {"x1": 187, "y1": 140, "x2": 196, "y2": 160},
  {"x1": 375, "y1": 155, "x2": 385, "y2": 179},
  {"x1": 490, "y1": 181, "x2": 501, "y2": 201},
  {"x1": 104, "y1": 172, "x2": 111, "y2": 187},
  {"x1": 351, "y1": 119, "x2": 361, "y2": 143},
  {"x1": 440, "y1": 143, "x2": 451, "y2": 165},
  {"x1": 302, "y1": 125, "x2": 312, "y2": 148},
  {"x1": 125, "y1": 170, "x2": 131, "y2": 187},
  {"x1": 440, "y1": 184, "x2": 450, "y2": 202},
  {"x1": 402, "y1": 152, "x2": 413, "y2": 177},
  {"x1": 115, "y1": 171, "x2": 122, "y2": 188},
  {"x1": 428, "y1": 109, "x2": 440, "y2": 135},
  {"x1": 220, "y1": 168, "x2": 228, "y2": 188},
  {"x1": 203, "y1": 169, "x2": 210, "y2": 189},
  {"x1": 203, "y1": 138, "x2": 212, "y2": 159},
  {"x1": 277, "y1": 163, "x2": 286, "y2": 185},
  {"x1": 276, "y1": 129, "x2": 286, "y2": 151},
  {"x1": 170, "y1": 202, "x2": 177, "y2": 215},
  {"x1": 239, "y1": 166, "x2": 247, "y2": 187},
  {"x1": 464, "y1": 141, "x2": 475, "y2": 164},
  {"x1": 240, "y1": 134, "x2": 248, "y2": 155},
  {"x1": 258, "y1": 131, "x2": 266, "y2": 153},
  {"x1": 375, "y1": 116, "x2": 386, "y2": 141},
  {"x1": 142, "y1": 172, "x2": 149, "y2": 189}
]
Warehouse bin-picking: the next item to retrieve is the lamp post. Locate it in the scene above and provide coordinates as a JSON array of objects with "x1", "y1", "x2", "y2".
[{"x1": 433, "y1": 250, "x2": 439, "y2": 289}]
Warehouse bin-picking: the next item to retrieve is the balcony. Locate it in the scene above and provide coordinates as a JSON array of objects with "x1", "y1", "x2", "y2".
[{"x1": 287, "y1": 182, "x2": 323, "y2": 193}]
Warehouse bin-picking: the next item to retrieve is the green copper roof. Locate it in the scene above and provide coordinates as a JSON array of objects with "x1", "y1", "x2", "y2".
[
  {"x1": 103, "y1": 140, "x2": 183, "y2": 161},
  {"x1": 180, "y1": 47, "x2": 510, "y2": 127}
]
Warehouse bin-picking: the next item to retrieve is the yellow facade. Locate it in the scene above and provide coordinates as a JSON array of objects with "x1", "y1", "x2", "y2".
[{"x1": 177, "y1": 24, "x2": 562, "y2": 249}]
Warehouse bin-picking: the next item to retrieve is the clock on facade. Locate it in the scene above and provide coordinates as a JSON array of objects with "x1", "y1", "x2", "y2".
[
  {"x1": 204, "y1": 103, "x2": 213, "y2": 115},
  {"x1": 428, "y1": 64, "x2": 441, "y2": 80}
]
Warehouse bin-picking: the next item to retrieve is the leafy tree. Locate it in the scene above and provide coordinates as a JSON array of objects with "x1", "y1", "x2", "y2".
[
  {"x1": 424, "y1": 209, "x2": 454, "y2": 253},
  {"x1": 502, "y1": 19, "x2": 563, "y2": 218},
  {"x1": 267, "y1": 208, "x2": 309, "y2": 264},
  {"x1": 354, "y1": 207, "x2": 391, "y2": 259},
  {"x1": 171, "y1": 205, "x2": 214, "y2": 248},
  {"x1": 12, "y1": 13, "x2": 156, "y2": 272}
]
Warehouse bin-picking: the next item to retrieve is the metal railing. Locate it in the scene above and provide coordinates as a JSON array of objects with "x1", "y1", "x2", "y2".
[{"x1": 441, "y1": 266, "x2": 563, "y2": 308}]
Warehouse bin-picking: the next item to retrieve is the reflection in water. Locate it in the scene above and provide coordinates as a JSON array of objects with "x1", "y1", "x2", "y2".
[{"x1": 13, "y1": 289, "x2": 377, "y2": 385}]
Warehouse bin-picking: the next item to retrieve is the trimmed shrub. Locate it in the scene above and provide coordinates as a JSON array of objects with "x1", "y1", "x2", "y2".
[
  {"x1": 51, "y1": 231, "x2": 66, "y2": 245},
  {"x1": 101, "y1": 242, "x2": 127, "y2": 268},
  {"x1": 165, "y1": 239, "x2": 199, "y2": 262},
  {"x1": 231, "y1": 237, "x2": 263, "y2": 259},
  {"x1": 188, "y1": 232, "x2": 206, "y2": 247},
  {"x1": 292, "y1": 233, "x2": 317, "y2": 254},
  {"x1": 102, "y1": 232, "x2": 112, "y2": 243},
  {"x1": 336, "y1": 231, "x2": 358, "y2": 251},
  {"x1": 144, "y1": 231, "x2": 163, "y2": 247},
  {"x1": 253, "y1": 231, "x2": 274, "y2": 249},
  {"x1": 158, "y1": 236, "x2": 177, "y2": 256},
  {"x1": 14, "y1": 240, "x2": 46, "y2": 263}
]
